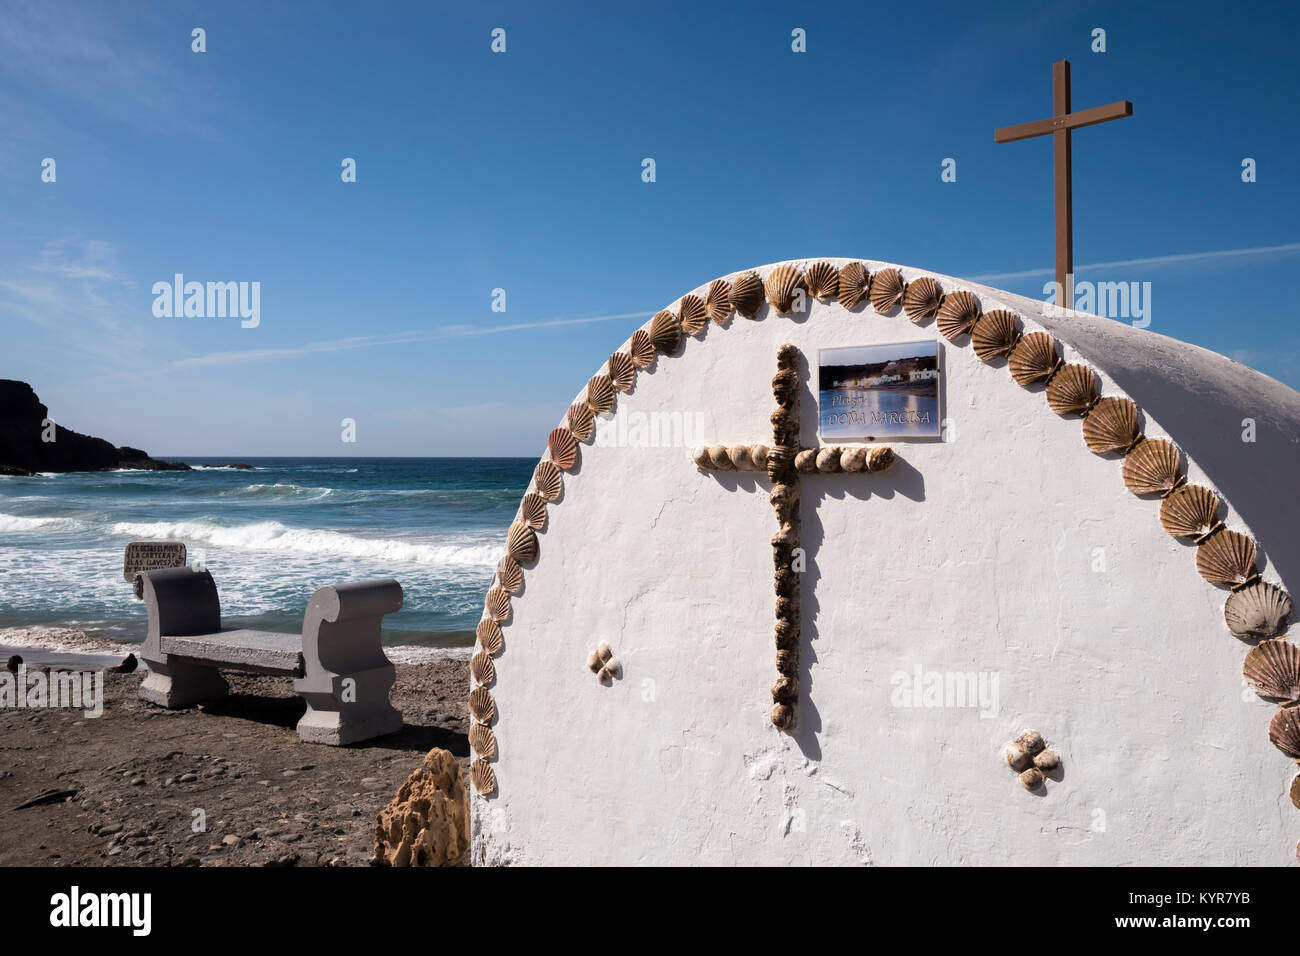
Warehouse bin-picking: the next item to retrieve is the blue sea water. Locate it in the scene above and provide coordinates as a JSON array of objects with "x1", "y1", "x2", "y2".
[{"x1": 0, "y1": 458, "x2": 533, "y2": 649}]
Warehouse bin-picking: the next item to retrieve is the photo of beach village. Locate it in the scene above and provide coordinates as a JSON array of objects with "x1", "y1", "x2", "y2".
[{"x1": 818, "y1": 341, "x2": 942, "y2": 440}]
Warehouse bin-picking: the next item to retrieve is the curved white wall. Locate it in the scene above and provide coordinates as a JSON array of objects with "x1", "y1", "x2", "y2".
[{"x1": 471, "y1": 260, "x2": 1297, "y2": 866}]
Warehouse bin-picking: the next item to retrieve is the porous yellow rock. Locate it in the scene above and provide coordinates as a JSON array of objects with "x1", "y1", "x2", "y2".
[{"x1": 374, "y1": 748, "x2": 469, "y2": 866}]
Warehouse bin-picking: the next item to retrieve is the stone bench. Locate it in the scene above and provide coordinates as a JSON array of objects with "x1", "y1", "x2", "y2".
[{"x1": 134, "y1": 567, "x2": 404, "y2": 745}]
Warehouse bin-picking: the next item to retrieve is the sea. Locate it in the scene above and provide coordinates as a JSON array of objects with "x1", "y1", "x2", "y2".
[{"x1": 0, "y1": 458, "x2": 533, "y2": 660}]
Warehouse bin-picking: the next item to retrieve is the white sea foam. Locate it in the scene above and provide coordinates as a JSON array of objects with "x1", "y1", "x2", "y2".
[
  {"x1": 223, "y1": 483, "x2": 334, "y2": 501},
  {"x1": 0, "y1": 626, "x2": 137, "y2": 658},
  {"x1": 109, "y1": 518, "x2": 500, "y2": 566},
  {"x1": 0, "y1": 512, "x2": 85, "y2": 533}
]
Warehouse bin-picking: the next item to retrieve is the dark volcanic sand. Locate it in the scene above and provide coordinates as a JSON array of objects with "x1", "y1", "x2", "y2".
[{"x1": 0, "y1": 659, "x2": 468, "y2": 866}]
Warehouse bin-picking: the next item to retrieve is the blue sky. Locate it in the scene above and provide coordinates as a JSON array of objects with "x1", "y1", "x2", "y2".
[{"x1": 2, "y1": 0, "x2": 1297, "y2": 456}]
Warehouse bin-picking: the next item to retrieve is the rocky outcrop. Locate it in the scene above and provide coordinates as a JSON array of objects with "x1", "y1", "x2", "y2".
[
  {"x1": 0, "y1": 380, "x2": 190, "y2": 475},
  {"x1": 373, "y1": 748, "x2": 469, "y2": 866}
]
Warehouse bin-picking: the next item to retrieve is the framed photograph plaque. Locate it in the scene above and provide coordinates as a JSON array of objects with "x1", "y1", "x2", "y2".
[{"x1": 818, "y1": 341, "x2": 941, "y2": 440}]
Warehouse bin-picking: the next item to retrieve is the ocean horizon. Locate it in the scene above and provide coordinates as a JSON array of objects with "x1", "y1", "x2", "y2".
[{"x1": 0, "y1": 456, "x2": 533, "y2": 651}]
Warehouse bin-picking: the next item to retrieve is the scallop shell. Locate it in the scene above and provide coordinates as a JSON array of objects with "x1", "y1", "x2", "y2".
[
  {"x1": 766, "y1": 446, "x2": 792, "y2": 482},
  {"x1": 1224, "y1": 582, "x2": 1293, "y2": 642},
  {"x1": 837, "y1": 262, "x2": 870, "y2": 309},
  {"x1": 547, "y1": 426, "x2": 578, "y2": 470},
  {"x1": 586, "y1": 648, "x2": 602, "y2": 672},
  {"x1": 1290, "y1": 772, "x2": 1300, "y2": 810},
  {"x1": 476, "y1": 618, "x2": 503, "y2": 655},
  {"x1": 520, "y1": 491, "x2": 547, "y2": 530},
  {"x1": 764, "y1": 264, "x2": 802, "y2": 314},
  {"x1": 485, "y1": 586, "x2": 511, "y2": 622},
  {"x1": 1033, "y1": 749, "x2": 1060, "y2": 773},
  {"x1": 1159, "y1": 485, "x2": 1218, "y2": 540},
  {"x1": 866, "y1": 445, "x2": 896, "y2": 472},
  {"x1": 649, "y1": 310, "x2": 681, "y2": 352},
  {"x1": 749, "y1": 445, "x2": 770, "y2": 470},
  {"x1": 840, "y1": 446, "x2": 867, "y2": 472},
  {"x1": 794, "y1": 449, "x2": 816, "y2": 473},
  {"x1": 468, "y1": 686, "x2": 495, "y2": 723},
  {"x1": 1004, "y1": 742, "x2": 1031, "y2": 772},
  {"x1": 599, "y1": 655, "x2": 621, "y2": 681},
  {"x1": 902, "y1": 276, "x2": 942, "y2": 322},
  {"x1": 470, "y1": 759, "x2": 497, "y2": 796},
  {"x1": 677, "y1": 295, "x2": 708, "y2": 335},
  {"x1": 1268, "y1": 706, "x2": 1300, "y2": 759},
  {"x1": 471, "y1": 650, "x2": 497, "y2": 686},
  {"x1": 596, "y1": 640, "x2": 612, "y2": 664},
  {"x1": 1082, "y1": 396, "x2": 1140, "y2": 453},
  {"x1": 771, "y1": 703, "x2": 794, "y2": 730},
  {"x1": 729, "y1": 444, "x2": 754, "y2": 471},
  {"x1": 1045, "y1": 364, "x2": 1097, "y2": 415},
  {"x1": 704, "y1": 279, "x2": 732, "y2": 324},
  {"x1": 628, "y1": 329, "x2": 656, "y2": 368},
  {"x1": 506, "y1": 521, "x2": 538, "y2": 563},
  {"x1": 1122, "y1": 439, "x2": 1181, "y2": 496},
  {"x1": 936, "y1": 290, "x2": 980, "y2": 341},
  {"x1": 532, "y1": 459, "x2": 562, "y2": 501},
  {"x1": 585, "y1": 374, "x2": 616, "y2": 414},
  {"x1": 708, "y1": 444, "x2": 735, "y2": 470},
  {"x1": 1019, "y1": 768, "x2": 1045, "y2": 790},
  {"x1": 775, "y1": 647, "x2": 797, "y2": 677},
  {"x1": 567, "y1": 402, "x2": 595, "y2": 441},
  {"x1": 607, "y1": 352, "x2": 635, "y2": 391},
  {"x1": 730, "y1": 271, "x2": 764, "y2": 318},
  {"x1": 691, "y1": 445, "x2": 711, "y2": 469},
  {"x1": 1008, "y1": 332, "x2": 1059, "y2": 386},
  {"x1": 1016, "y1": 729, "x2": 1045, "y2": 756},
  {"x1": 816, "y1": 447, "x2": 841, "y2": 473},
  {"x1": 771, "y1": 675, "x2": 798, "y2": 704},
  {"x1": 1243, "y1": 639, "x2": 1300, "y2": 702},
  {"x1": 1195, "y1": 529, "x2": 1257, "y2": 587},
  {"x1": 469, "y1": 723, "x2": 496, "y2": 759},
  {"x1": 772, "y1": 368, "x2": 798, "y2": 405},
  {"x1": 868, "y1": 268, "x2": 904, "y2": 313},
  {"x1": 495, "y1": 555, "x2": 523, "y2": 594},
  {"x1": 803, "y1": 261, "x2": 838, "y2": 301},
  {"x1": 971, "y1": 309, "x2": 1019, "y2": 361}
]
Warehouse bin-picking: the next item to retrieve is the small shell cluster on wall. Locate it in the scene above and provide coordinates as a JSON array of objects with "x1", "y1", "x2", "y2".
[
  {"x1": 586, "y1": 641, "x2": 621, "y2": 683},
  {"x1": 1004, "y1": 729, "x2": 1061, "y2": 790}
]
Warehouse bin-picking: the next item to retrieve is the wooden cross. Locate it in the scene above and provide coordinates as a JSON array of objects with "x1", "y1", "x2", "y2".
[
  {"x1": 692, "y1": 344, "x2": 896, "y2": 731},
  {"x1": 995, "y1": 59, "x2": 1133, "y2": 311}
]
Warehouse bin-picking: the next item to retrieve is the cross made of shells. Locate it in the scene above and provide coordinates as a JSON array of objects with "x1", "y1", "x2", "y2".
[
  {"x1": 1004, "y1": 729, "x2": 1061, "y2": 790},
  {"x1": 586, "y1": 641, "x2": 621, "y2": 683},
  {"x1": 692, "y1": 344, "x2": 897, "y2": 732}
]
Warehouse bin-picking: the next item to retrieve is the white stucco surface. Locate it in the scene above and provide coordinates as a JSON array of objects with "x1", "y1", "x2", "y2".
[{"x1": 471, "y1": 259, "x2": 1300, "y2": 866}]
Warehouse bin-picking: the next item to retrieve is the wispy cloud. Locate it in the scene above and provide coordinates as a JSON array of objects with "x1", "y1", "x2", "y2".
[
  {"x1": 970, "y1": 242, "x2": 1300, "y2": 283},
  {"x1": 0, "y1": 238, "x2": 138, "y2": 353},
  {"x1": 168, "y1": 311, "x2": 656, "y2": 370},
  {"x1": 0, "y1": 0, "x2": 227, "y2": 139}
]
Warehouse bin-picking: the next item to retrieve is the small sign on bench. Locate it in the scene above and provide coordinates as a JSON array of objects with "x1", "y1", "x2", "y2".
[{"x1": 124, "y1": 541, "x2": 187, "y2": 584}]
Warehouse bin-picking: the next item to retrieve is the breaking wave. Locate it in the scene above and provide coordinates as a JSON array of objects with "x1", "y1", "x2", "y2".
[{"x1": 109, "y1": 518, "x2": 500, "y2": 566}]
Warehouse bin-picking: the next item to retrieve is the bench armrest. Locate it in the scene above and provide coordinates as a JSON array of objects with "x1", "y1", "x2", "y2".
[
  {"x1": 306, "y1": 579, "x2": 404, "y2": 626},
  {"x1": 135, "y1": 567, "x2": 222, "y2": 640},
  {"x1": 298, "y1": 579, "x2": 403, "y2": 691}
]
